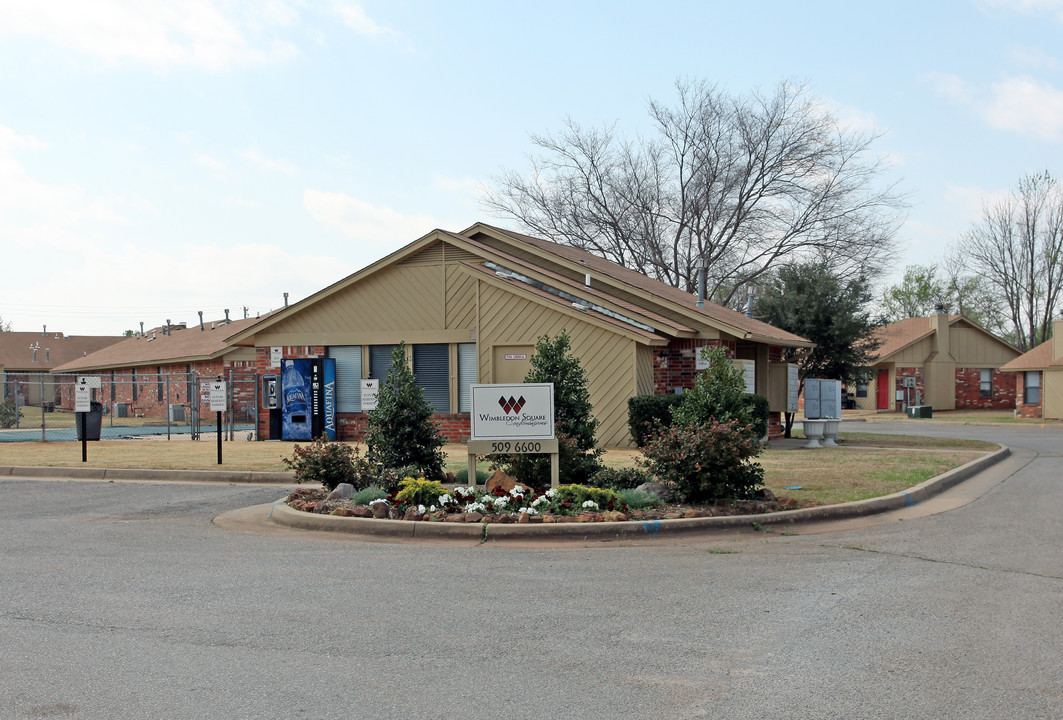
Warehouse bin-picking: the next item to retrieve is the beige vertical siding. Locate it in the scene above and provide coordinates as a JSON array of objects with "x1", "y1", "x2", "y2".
[
  {"x1": 1044, "y1": 368, "x2": 1063, "y2": 419},
  {"x1": 950, "y1": 327, "x2": 1020, "y2": 365},
  {"x1": 478, "y1": 281, "x2": 639, "y2": 447}
]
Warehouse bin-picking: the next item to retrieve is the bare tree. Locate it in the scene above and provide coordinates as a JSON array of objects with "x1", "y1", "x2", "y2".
[
  {"x1": 484, "y1": 80, "x2": 906, "y2": 306},
  {"x1": 960, "y1": 171, "x2": 1063, "y2": 351}
]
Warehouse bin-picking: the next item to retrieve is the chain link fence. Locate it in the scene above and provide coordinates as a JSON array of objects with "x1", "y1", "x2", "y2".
[{"x1": 0, "y1": 371, "x2": 260, "y2": 443}]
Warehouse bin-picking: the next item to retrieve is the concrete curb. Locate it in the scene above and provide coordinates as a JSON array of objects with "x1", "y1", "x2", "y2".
[
  {"x1": 266, "y1": 445, "x2": 1012, "y2": 542},
  {"x1": 0, "y1": 465, "x2": 294, "y2": 484}
]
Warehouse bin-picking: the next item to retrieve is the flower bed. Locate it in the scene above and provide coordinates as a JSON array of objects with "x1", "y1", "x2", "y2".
[{"x1": 285, "y1": 482, "x2": 804, "y2": 524}]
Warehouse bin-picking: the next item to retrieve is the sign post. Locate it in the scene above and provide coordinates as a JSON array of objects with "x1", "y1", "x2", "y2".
[
  {"x1": 75, "y1": 376, "x2": 100, "y2": 463},
  {"x1": 209, "y1": 378, "x2": 227, "y2": 465},
  {"x1": 467, "y1": 383, "x2": 558, "y2": 486}
]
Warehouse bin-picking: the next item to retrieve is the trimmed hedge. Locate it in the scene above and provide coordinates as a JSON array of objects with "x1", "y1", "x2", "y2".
[
  {"x1": 627, "y1": 394, "x2": 685, "y2": 447},
  {"x1": 628, "y1": 392, "x2": 771, "y2": 446}
]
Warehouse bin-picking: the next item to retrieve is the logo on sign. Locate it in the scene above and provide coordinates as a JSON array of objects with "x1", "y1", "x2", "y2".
[{"x1": 498, "y1": 395, "x2": 526, "y2": 414}]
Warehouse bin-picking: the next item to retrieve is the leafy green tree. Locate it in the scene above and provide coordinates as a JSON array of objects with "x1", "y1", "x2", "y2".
[
  {"x1": 881, "y1": 264, "x2": 949, "y2": 321},
  {"x1": 756, "y1": 261, "x2": 882, "y2": 436},
  {"x1": 671, "y1": 345, "x2": 756, "y2": 437},
  {"x1": 880, "y1": 260, "x2": 1008, "y2": 336},
  {"x1": 364, "y1": 343, "x2": 447, "y2": 479},
  {"x1": 496, "y1": 330, "x2": 603, "y2": 485}
]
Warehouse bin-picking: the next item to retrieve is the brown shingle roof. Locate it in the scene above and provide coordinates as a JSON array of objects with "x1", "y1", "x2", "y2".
[
  {"x1": 1000, "y1": 341, "x2": 1061, "y2": 372},
  {"x1": 53, "y1": 316, "x2": 268, "y2": 372},
  {"x1": 871, "y1": 316, "x2": 938, "y2": 359},
  {"x1": 465, "y1": 224, "x2": 812, "y2": 347},
  {"x1": 0, "y1": 332, "x2": 124, "y2": 372}
]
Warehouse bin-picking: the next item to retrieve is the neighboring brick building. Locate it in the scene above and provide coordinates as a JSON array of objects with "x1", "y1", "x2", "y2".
[
  {"x1": 856, "y1": 312, "x2": 1021, "y2": 413},
  {"x1": 53, "y1": 316, "x2": 268, "y2": 424},
  {"x1": 1, "y1": 330, "x2": 123, "y2": 407},
  {"x1": 1000, "y1": 317, "x2": 1063, "y2": 420}
]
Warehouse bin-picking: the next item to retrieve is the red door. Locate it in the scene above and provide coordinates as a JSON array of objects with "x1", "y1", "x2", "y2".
[{"x1": 877, "y1": 369, "x2": 891, "y2": 410}]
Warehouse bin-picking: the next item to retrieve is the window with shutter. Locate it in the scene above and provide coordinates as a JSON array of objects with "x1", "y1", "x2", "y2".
[
  {"x1": 413, "y1": 344, "x2": 450, "y2": 413},
  {"x1": 458, "y1": 343, "x2": 476, "y2": 412},
  {"x1": 328, "y1": 346, "x2": 363, "y2": 412}
]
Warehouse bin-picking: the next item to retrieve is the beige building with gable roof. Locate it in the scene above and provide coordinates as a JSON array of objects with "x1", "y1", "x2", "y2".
[
  {"x1": 1000, "y1": 317, "x2": 1063, "y2": 420},
  {"x1": 228, "y1": 223, "x2": 813, "y2": 446}
]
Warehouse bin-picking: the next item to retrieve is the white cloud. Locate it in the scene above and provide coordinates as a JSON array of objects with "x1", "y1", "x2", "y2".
[
  {"x1": 923, "y1": 72, "x2": 1063, "y2": 140},
  {"x1": 303, "y1": 190, "x2": 442, "y2": 245},
  {"x1": 1007, "y1": 45, "x2": 1063, "y2": 72},
  {"x1": 0, "y1": 0, "x2": 299, "y2": 70},
  {"x1": 978, "y1": 0, "x2": 1063, "y2": 23},
  {"x1": 329, "y1": 0, "x2": 410, "y2": 48},
  {"x1": 239, "y1": 148, "x2": 299, "y2": 176},
  {"x1": 984, "y1": 76, "x2": 1063, "y2": 139},
  {"x1": 193, "y1": 152, "x2": 232, "y2": 179},
  {"x1": 0, "y1": 124, "x2": 126, "y2": 230}
]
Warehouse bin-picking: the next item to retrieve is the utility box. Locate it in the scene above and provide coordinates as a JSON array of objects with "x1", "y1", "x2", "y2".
[
  {"x1": 168, "y1": 404, "x2": 186, "y2": 423},
  {"x1": 907, "y1": 405, "x2": 933, "y2": 419},
  {"x1": 115, "y1": 402, "x2": 130, "y2": 418}
]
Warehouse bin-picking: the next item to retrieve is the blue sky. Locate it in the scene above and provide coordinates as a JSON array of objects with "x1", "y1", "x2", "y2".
[{"x1": 1, "y1": 0, "x2": 1061, "y2": 336}]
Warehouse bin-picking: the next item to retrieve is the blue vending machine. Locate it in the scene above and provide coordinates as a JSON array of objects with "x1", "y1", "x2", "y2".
[{"x1": 280, "y1": 358, "x2": 336, "y2": 441}]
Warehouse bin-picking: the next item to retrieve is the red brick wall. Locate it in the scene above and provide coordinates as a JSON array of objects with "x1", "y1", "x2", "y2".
[
  {"x1": 1014, "y1": 371, "x2": 1043, "y2": 419},
  {"x1": 955, "y1": 368, "x2": 1016, "y2": 410},
  {"x1": 335, "y1": 412, "x2": 471, "y2": 444},
  {"x1": 895, "y1": 367, "x2": 924, "y2": 411},
  {"x1": 653, "y1": 338, "x2": 731, "y2": 394}
]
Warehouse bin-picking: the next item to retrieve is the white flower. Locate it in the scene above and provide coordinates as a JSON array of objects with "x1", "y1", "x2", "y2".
[
  {"x1": 463, "y1": 501, "x2": 486, "y2": 514},
  {"x1": 438, "y1": 494, "x2": 452, "y2": 505},
  {"x1": 519, "y1": 507, "x2": 539, "y2": 515},
  {"x1": 417, "y1": 504, "x2": 426, "y2": 515},
  {"x1": 369, "y1": 499, "x2": 387, "y2": 506},
  {"x1": 429, "y1": 505, "x2": 437, "y2": 513},
  {"x1": 582, "y1": 500, "x2": 599, "y2": 509},
  {"x1": 545, "y1": 489, "x2": 557, "y2": 499},
  {"x1": 510, "y1": 486, "x2": 525, "y2": 497},
  {"x1": 531, "y1": 496, "x2": 546, "y2": 507},
  {"x1": 493, "y1": 496, "x2": 508, "y2": 507}
]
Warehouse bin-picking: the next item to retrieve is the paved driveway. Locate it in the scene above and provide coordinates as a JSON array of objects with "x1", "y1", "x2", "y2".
[{"x1": 2, "y1": 421, "x2": 1061, "y2": 719}]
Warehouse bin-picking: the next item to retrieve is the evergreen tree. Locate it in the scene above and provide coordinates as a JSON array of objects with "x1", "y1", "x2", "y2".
[
  {"x1": 756, "y1": 261, "x2": 882, "y2": 436},
  {"x1": 364, "y1": 343, "x2": 446, "y2": 478},
  {"x1": 497, "y1": 330, "x2": 603, "y2": 485}
]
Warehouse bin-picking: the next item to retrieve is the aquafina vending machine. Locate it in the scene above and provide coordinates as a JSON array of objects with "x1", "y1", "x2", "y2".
[{"x1": 280, "y1": 358, "x2": 336, "y2": 441}]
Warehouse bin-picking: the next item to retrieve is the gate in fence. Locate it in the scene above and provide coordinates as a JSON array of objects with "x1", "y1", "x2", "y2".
[{"x1": 0, "y1": 370, "x2": 260, "y2": 443}]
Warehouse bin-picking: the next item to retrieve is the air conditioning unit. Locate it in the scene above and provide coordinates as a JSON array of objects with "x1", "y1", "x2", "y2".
[
  {"x1": 168, "y1": 404, "x2": 186, "y2": 422},
  {"x1": 115, "y1": 402, "x2": 130, "y2": 418}
]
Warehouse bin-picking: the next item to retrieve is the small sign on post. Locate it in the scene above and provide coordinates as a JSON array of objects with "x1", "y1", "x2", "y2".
[
  {"x1": 209, "y1": 379, "x2": 227, "y2": 464},
  {"x1": 360, "y1": 379, "x2": 379, "y2": 412},
  {"x1": 75, "y1": 376, "x2": 100, "y2": 463}
]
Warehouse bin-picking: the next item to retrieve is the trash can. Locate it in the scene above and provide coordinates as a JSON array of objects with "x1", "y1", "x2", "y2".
[{"x1": 77, "y1": 401, "x2": 103, "y2": 441}]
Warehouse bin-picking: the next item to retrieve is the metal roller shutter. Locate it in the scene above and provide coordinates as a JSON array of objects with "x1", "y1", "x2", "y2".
[
  {"x1": 328, "y1": 346, "x2": 362, "y2": 413},
  {"x1": 413, "y1": 343, "x2": 449, "y2": 413}
]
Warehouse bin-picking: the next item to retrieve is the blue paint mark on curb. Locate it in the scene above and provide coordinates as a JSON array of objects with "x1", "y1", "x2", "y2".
[
  {"x1": 267, "y1": 501, "x2": 284, "y2": 520},
  {"x1": 903, "y1": 493, "x2": 915, "y2": 507},
  {"x1": 642, "y1": 520, "x2": 662, "y2": 534}
]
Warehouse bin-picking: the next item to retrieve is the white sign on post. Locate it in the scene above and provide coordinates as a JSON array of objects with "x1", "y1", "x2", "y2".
[
  {"x1": 270, "y1": 346, "x2": 282, "y2": 368},
  {"x1": 360, "y1": 379, "x2": 379, "y2": 411},
  {"x1": 209, "y1": 381, "x2": 228, "y2": 412},
  {"x1": 470, "y1": 383, "x2": 555, "y2": 440},
  {"x1": 78, "y1": 375, "x2": 101, "y2": 389},
  {"x1": 75, "y1": 383, "x2": 92, "y2": 413}
]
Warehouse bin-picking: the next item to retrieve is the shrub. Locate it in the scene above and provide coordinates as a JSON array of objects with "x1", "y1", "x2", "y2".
[
  {"x1": 282, "y1": 436, "x2": 359, "y2": 490},
  {"x1": 627, "y1": 394, "x2": 685, "y2": 447},
  {"x1": 394, "y1": 477, "x2": 450, "y2": 507},
  {"x1": 616, "y1": 488, "x2": 662, "y2": 510},
  {"x1": 671, "y1": 346, "x2": 756, "y2": 436},
  {"x1": 741, "y1": 393, "x2": 771, "y2": 440},
  {"x1": 454, "y1": 468, "x2": 488, "y2": 485},
  {"x1": 641, "y1": 419, "x2": 764, "y2": 503},
  {"x1": 364, "y1": 343, "x2": 447, "y2": 479},
  {"x1": 0, "y1": 402, "x2": 21, "y2": 429},
  {"x1": 553, "y1": 484, "x2": 622, "y2": 511},
  {"x1": 351, "y1": 486, "x2": 387, "y2": 505},
  {"x1": 588, "y1": 467, "x2": 653, "y2": 491}
]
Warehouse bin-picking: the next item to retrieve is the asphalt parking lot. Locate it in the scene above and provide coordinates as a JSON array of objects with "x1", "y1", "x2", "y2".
[{"x1": 2, "y1": 421, "x2": 1061, "y2": 720}]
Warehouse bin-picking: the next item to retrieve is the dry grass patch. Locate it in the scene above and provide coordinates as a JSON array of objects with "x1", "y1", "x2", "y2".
[{"x1": 760, "y1": 447, "x2": 985, "y2": 505}]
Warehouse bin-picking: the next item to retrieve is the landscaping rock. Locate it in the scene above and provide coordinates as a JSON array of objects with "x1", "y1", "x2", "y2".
[
  {"x1": 602, "y1": 510, "x2": 627, "y2": 522},
  {"x1": 332, "y1": 507, "x2": 357, "y2": 517},
  {"x1": 388, "y1": 506, "x2": 402, "y2": 520},
  {"x1": 445, "y1": 514, "x2": 465, "y2": 523},
  {"x1": 542, "y1": 514, "x2": 556, "y2": 523},
  {"x1": 494, "y1": 514, "x2": 513, "y2": 524},
  {"x1": 464, "y1": 512, "x2": 484, "y2": 523},
  {"x1": 326, "y1": 483, "x2": 354, "y2": 502},
  {"x1": 517, "y1": 512, "x2": 531, "y2": 524},
  {"x1": 484, "y1": 470, "x2": 534, "y2": 496},
  {"x1": 351, "y1": 506, "x2": 373, "y2": 518},
  {"x1": 635, "y1": 482, "x2": 672, "y2": 502},
  {"x1": 402, "y1": 507, "x2": 422, "y2": 521},
  {"x1": 371, "y1": 502, "x2": 389, "y2": 519},
  {"x1": 682, "y1": 509, "x2": 704, "y2": 518}
]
